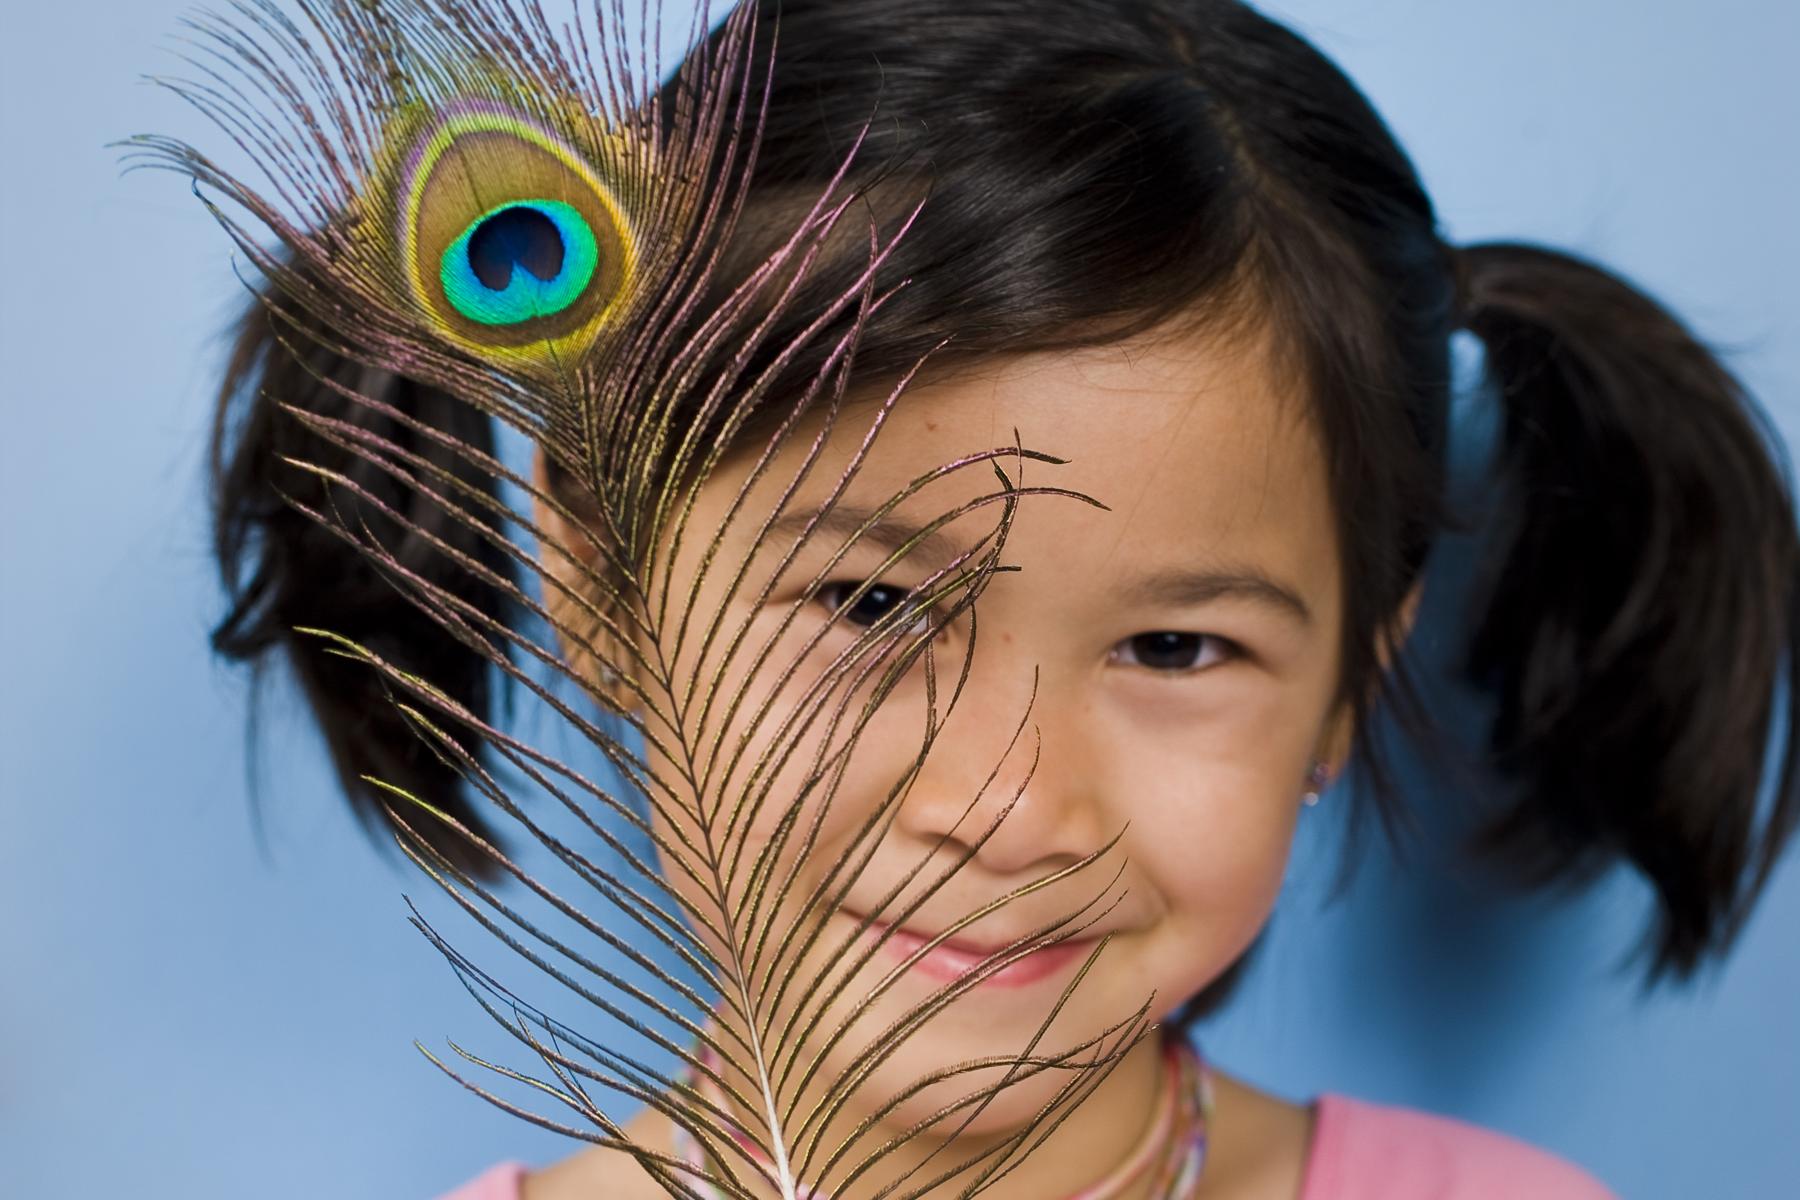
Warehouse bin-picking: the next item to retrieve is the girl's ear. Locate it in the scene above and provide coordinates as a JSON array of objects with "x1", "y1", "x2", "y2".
[
  {"x1": 1386, "y1": 579, "x2": 1425, "y2": 671},
  {"x1": 1316, "y1": 578, "x2": 1425, "y2": 771},
  {"x1": 531, "y1": 447, "x2": 646, "y2": 716}
]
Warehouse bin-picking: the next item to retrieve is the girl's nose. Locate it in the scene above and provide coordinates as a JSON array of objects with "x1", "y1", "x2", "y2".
[{"x1": 890, "y1": 657, "x2": 1114, "y2": 880}]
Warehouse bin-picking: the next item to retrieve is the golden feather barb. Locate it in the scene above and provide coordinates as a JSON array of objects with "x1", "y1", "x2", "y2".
[{"x1": 122, "y1": 2, "x2": 1152, "y2": 1196}]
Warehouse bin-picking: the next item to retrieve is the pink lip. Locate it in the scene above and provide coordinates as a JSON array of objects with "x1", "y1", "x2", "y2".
[{"x1": 859, "y1": 917, "x2": 1097, "y2": 988}]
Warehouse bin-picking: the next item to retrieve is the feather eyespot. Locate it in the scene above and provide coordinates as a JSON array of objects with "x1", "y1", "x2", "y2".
[
  {"x1": 394, "y1": 100, "x2": 639, "y2": 364},
  {"x1": 440, "y1": 200, "x2": 599, "y2": 326}
]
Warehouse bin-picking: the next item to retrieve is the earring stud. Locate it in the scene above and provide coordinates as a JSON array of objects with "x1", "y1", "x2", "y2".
[{"x1": 1301, "y1": 759, "x2": 1332, "y2": 807}]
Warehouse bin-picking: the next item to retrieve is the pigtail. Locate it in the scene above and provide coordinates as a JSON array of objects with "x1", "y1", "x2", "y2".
[
  {"x1": 209, "y1": 295, "x2": 518, "y2": 884},
  {"x1": 1452, "y1": 241, "x2": 1800, "y2": 986}
]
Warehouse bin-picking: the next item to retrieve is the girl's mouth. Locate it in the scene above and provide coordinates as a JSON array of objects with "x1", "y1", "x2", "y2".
[{"x1": 854, "y1": 915, "x2": 1099, "y2": 988}]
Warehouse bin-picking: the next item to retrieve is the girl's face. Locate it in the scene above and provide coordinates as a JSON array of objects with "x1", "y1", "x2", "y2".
[{"x1": 538, "y1": 319, "x2": 1417, "y2": 1158}]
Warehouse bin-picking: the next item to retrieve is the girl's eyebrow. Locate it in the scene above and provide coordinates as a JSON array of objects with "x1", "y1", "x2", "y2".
[
  {"x1": 1120, "y1": 566, "x2": 1314, "y2": 627},
  {"x1": 766, "y1": 503, "x2": 971, "y2": 566}
]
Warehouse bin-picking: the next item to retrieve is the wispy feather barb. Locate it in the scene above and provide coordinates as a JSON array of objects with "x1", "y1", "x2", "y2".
[{"x1": 122, "y1": 1, "x2": 1152, "y2": 1196}]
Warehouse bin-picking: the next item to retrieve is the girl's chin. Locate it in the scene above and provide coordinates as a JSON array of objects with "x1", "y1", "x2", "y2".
[
  {"x1": 820, "y1": 1045, "x2": 1089, "y2": 1142},
  {"x1": 786, "y1": 978, "x2": 1135, "y2": 1136}
]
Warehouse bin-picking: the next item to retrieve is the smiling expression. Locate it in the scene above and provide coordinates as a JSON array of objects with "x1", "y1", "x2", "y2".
[{"x1": 536, "y1": 316, "x2": 1404, "y2": 1170}]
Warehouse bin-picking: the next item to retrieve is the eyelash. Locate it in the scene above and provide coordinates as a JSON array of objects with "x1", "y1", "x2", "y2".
[
  {"x1": 1108, "y1": 630, "x2": 1240, "y2": 674},
  {"x1": 817, "y1": 581, "x2": 934, "y2": 636},
  {"x1": 815, "y1": 581, "x2": 1242, "y2": 674}
]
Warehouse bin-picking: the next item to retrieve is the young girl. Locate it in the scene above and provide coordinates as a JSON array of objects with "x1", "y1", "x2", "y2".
[{"x1": 198, "y1": 1, "x2": 1798, "y2": 1197}]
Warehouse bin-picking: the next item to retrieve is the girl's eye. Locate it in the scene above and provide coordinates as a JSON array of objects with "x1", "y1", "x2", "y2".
[
  {"x1": 813, "y1": 587, "x2": 1233, "y2": 674},
  {"x1": 1110, "y1": 631, "x2": 1237, "y2": 674},
  {"x1": 818, "y1": 580, "x2": 930, "y2": 633}
]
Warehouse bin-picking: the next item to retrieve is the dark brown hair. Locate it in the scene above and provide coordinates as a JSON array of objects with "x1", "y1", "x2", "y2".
[{"x1": 208, "y1": 0, "x2": 1800, "y2": 1021}]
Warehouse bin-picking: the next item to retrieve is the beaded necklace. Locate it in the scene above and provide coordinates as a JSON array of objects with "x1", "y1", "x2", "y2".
[{"x1": 666, "y1": 1027, "x2": 1214, "y2": 1199}]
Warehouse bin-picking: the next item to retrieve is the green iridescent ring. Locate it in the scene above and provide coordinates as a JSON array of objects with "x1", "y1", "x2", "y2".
[{"x1": 439, "y1": 199, "x2": 599, "y2": 326}]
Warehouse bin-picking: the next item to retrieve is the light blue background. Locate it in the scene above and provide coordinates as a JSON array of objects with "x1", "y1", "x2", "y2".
[{"x1": 3, "y1": 1, "x2": 1796, "y2": 1196}]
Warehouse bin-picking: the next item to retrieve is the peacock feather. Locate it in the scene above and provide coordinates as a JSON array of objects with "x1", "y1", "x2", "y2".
[{"x1": 121, "y1": 1, "x2": 1152, "y2": 1196}]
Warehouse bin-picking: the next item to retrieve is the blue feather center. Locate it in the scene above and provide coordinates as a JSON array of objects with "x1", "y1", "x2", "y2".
[{"x1": 439, "y1": 200, "x2": 599, "y2": 326}]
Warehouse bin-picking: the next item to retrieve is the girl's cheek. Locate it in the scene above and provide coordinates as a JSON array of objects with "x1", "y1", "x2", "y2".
[
  {"x1": 639, "y1": 649, "x2": 919, "y2": 922},
  {"x1": 1136, "y1": 772, "x2": 1302, "y2": 918},
  {"x1": 734, "y1": 622, "x2": 933, "y2": 830}
]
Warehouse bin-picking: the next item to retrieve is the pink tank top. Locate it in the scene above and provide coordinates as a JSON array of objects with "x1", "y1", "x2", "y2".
[{"x1": 432, "y1": 1092, "x2": 1619, "y2": 1199}]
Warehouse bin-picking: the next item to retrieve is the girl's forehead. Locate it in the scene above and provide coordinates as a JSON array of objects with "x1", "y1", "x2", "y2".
[
  {"x1": 736, "y1": 327, "x2": 1340, "y2": 610},
  {"x1": 891, "y1": 334, "x2": 1304, "y2": 469},
  {"x1": 862, "y1": 335, "x2": 1321, "y2": 524}
]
